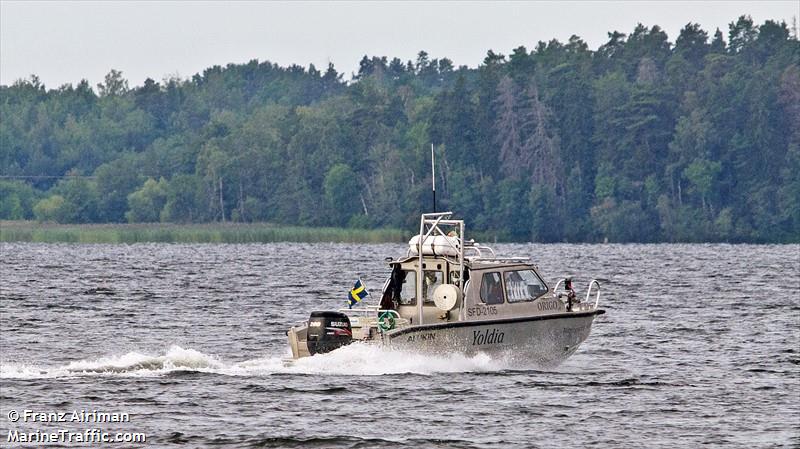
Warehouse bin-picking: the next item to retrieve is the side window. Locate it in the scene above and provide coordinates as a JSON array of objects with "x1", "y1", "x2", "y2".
[
  {"x1": 480, "y1": 272, "x2": 504, "y2": 304},
  {"x1": 399, "y1": 270, "x2": 417, "y2": 305},
  {"x1": 504, "y1": 270, "x2": 547, "y2": 302}
]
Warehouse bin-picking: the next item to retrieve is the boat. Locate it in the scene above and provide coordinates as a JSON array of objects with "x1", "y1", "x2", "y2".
[{"x1": 286, "y1": 211, "x2": 605, "y2": 366}]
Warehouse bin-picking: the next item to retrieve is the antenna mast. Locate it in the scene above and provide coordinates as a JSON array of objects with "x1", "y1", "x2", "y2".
[{"x1": 431, "y1": 143, "x2": 436, "y2": 213}]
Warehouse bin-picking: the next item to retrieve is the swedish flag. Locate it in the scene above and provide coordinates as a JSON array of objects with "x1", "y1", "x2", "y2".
[{"x1": 348, "y1": 279, "x2": 369, "y2": 309}]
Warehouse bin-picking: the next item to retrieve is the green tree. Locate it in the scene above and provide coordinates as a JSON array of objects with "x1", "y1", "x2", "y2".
[
  {"x1": 323, "y1": 164, "x2": 362, "y2": 227},
  {"x1": 0, "y1": 180, "x2": 39, "y2": 219},
  {"x1": 94, "y1": 156, "x2": 143, "y2": 222},
  {"x1": 683, "y1": 158, "x2": 721, "y2": 212},
  {"x1": 33, "y1": 195, "x2": 67, "y2": 223},
  {"x1": 161, "y1": 174, "x2": 203, "y2": 223},
  {"x1": 49, "y1": 175, "x2": 99, "y2": 223},
  {"x1": 97, "y1": 69, "x2": 129, "y2": 97},
  {"x1": 126, "y1": 178, "x2": 168, "y2": 222},
  {"x1": 674, "y1": 23, "x2": 709, "y2": 68}
]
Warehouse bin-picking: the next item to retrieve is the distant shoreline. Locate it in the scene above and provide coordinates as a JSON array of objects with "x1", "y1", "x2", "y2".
[
  {"x1": 0, "y1": 221, "x2": 408, "y2": 244},
  {"x1": 1, "y1": 221, "x2": 796, "y2": 244}
]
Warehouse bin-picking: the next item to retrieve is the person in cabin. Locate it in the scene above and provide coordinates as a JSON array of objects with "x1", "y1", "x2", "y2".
[
  {"x1": 379, "y1": 264, "x2": 403, "y2": 310},
  {"x1": 505, "y1": 270, "x2": 524, "y2": 301},
  {"x1": 481, "y1": 272, "x2": 504, "y2": 304},
  {"x1": 379, "y1": 287, "x2": 395, "y2": 310},
  {"x1": 422, "y1": 271, "x2": 441, "y2": 303},
  {"x1": 564, "y1": 278, "x2": 578, "y2": 311}
]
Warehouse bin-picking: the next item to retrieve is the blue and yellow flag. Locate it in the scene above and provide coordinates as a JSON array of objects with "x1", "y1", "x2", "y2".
[{"x1": 348, "y1": 279, "x2": 369, "y2": 309}]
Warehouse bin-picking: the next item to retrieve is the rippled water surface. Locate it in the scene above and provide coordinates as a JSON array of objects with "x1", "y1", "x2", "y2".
[{"x1": 1, "y1": 242, "x2": 798, "y2": 448}]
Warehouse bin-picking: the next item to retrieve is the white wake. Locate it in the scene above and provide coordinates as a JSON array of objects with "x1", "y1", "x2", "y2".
[{"x1": 0, "y1": 343, "x2": 510, "y2": 379}]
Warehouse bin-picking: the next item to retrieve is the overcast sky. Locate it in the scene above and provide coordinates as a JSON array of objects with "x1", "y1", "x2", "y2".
[{"x1": 1, "y1": 1, "x2": 797, "y2": 88}]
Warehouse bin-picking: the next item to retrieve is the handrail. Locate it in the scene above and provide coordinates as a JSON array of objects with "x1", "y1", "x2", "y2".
[
  {"x1": 382, "y1": 310, "x2": 401, "y2": 319},
  {"x1": 552, "y1": 278, "x2": 565, "y2": 298},
  {"x1": 338, "y1": 308, "x2": 406, "y2": 330},
  {"x1": 338, "y1": 307, "x2": 400, "y2": 319},
  {"x1": 421, "y1": 211, "x2": 454, "y2": 219},
  {"x1": 470, "y1": 245, "x2": 496, "y2": 258},
  {"x1": 585, "y1": 279, "x2": 601, "y2": 308},
  {"x1": 553, "y1": 278, "x2": 600, "y2": 310},
  {"x1": 474, "y1": 256, "x2": 530, "y2": 263}
]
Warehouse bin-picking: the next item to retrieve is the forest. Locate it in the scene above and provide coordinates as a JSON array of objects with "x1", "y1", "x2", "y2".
[{"x1": 1, "y1": 16, "x2": 798, "y2": 242}]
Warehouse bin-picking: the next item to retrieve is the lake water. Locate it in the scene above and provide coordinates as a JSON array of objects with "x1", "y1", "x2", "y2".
[{"x1": 1, "y1": 242, "x2": 798, "y2": 448}]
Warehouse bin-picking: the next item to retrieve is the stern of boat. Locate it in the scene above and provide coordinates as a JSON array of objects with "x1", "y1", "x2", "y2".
[{"x1": 287, "y1": 322, "x2": 310, "y2": 359}]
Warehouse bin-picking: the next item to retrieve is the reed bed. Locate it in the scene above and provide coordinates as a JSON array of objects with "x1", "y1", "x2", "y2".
[{"x1": 0, "y1": 222, "x2": 407, "y2": 244}]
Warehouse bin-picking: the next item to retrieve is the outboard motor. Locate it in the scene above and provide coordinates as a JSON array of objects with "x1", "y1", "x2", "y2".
[{"x1": 307, "y1": 311, "x2": 352, "y2": 355}]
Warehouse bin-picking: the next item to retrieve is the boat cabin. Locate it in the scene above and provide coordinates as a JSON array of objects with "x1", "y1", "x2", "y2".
[{"x1": 380, "y1": 212, "x2": 567, "y2": 327}]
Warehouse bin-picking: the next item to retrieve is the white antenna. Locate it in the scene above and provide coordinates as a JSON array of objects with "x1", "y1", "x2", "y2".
[{"x1": 431, "y1": 143, "x2": 436, "y2": 212}]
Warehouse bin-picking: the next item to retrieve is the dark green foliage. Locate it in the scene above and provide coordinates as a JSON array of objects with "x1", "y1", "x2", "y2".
[
  {"x1": 125, "y1": 177, "x2": 168, "y2": 223},
  {"x1": 324, "y1": 163, "x2": 363, "y2": 227},
  {"x1": 0, "y1": 180, "x2": 39, "y2": 219},
  {"x1": 31, "y1": 175, "x2": 98, "y2": 223},
  {"x1": 1, "y1": 18, "x2": 797, "y2": 242},
  {"x1": 94, "y1": 156, "x2": 143, "y2": 222}
]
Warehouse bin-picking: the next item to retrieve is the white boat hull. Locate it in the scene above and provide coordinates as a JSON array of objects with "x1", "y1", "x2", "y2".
[{"x1": 383, "y1": 310, "x2": 604, "y2": 366}]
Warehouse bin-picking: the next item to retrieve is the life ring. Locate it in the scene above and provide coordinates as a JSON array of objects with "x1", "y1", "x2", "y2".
[{"x1": 378, "y1": 312, "x2": 396, "y2": 331}]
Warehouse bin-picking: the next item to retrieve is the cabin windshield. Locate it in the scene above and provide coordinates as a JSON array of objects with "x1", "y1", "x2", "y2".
[
  {"x1": 399, "y1": 270, "x2": 416, "y2": 305},
  {"x1": 398, "y1": 269, "x2": 443, "y2": 305},
  {"x1": 504, "y1": 270, "x2": 548, "y2": 302},
  {"x1": 422, "y1": 271, "x2": 443, "y2": 304}
]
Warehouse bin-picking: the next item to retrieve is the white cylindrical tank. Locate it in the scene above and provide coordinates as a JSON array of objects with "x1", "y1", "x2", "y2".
[{"x1": 408, "y1": 235, "x2": 460, "y2": 257}]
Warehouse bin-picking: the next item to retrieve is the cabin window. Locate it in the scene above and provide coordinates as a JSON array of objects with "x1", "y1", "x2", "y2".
[
  {"x1": 480, "y1": 272, "x2": 504, "y2": 304},
  {"x1": 398, "y1": 270, "x2": 443, "y2": 305},
  {"x1": 422, "y1": 271, "x2": 443, "y2": 304},
  {"x1": 504, "y1": 270, "x2": 548, "y2": 303},
  {"x1": 398, "y1": 270, "x2": 417, "y2": 305}
]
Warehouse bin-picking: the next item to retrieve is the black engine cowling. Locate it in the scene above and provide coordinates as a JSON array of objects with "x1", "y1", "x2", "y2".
[{"x1": 307, "y1": 311, "x2": 352, "y2": 355}]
